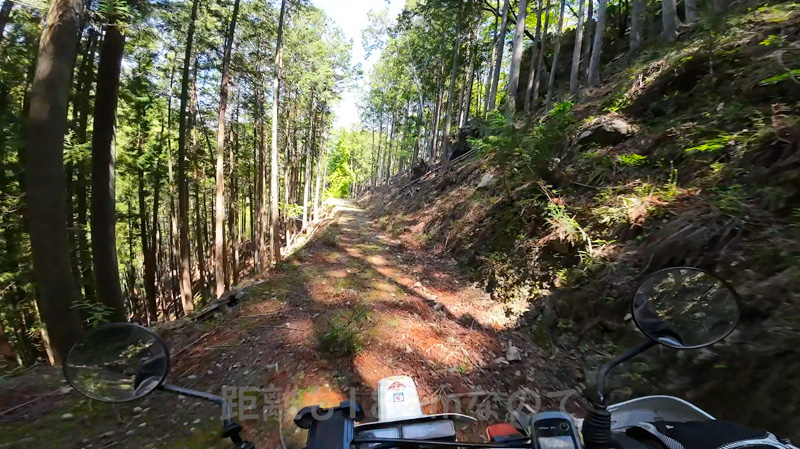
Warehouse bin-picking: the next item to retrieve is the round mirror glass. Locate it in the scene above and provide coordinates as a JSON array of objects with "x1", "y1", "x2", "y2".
[
  {"x1": 63, "y1": 323, "x2": 170, "y2": 402},
  {"x1": 632, "y1": 267, "x2": 740, "y2": 349}
]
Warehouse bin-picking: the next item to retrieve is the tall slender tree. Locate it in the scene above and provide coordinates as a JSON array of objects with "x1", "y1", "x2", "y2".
[
  {"x1": 630, "y1": 0, "x2": 645, "y2": 52},
  {"x1": 24, "y1": 0, "x2": 85, "y2": 364},
  {"x1": 270, "y1": 0, "x2": 287, "y2": 266},
  {"x1": 214, "y1": 0, "x2": 241, "y2": 298},
  {"x1": 524, "y1": 0, "x2": 544, "y2": 114},
  {"x1": 506, "y1": 0, "x2": 528, "y2": 113},
  {"x1": 581, "y1": 0, "x2": 594, "y2": 78},
  {"x1": 587, "y1": 0, "x2": 607, "y2": 86},
  {"x1": 533, "y1": 0, "x2": 551, "y2": 102},
  {"x1": 569, "y1": 0, "x2": 586, "y2": 93},
  {"x1": 302, "y1": 94, "x2": 315, "y2": 229},
  {"x1": 662, "y1": 0, "x2": 680, "y2": 41},
  {"x1": 91, "y1": 10, "x2": 127, "y2": 322},
  {"x1": 441, "y1": 0, "x2": 462, "y2": 168},
  {"x1": 176, "y1": 0, "x2": 201, "y2": 313},
  {"x1": 487, "y1": 0, "x2": 510, "y2": 111},
  {"x1": 685, "y1": 0, "x2": 698, "y2": 23},
  {"x1": 545, "y1": 0, "x2": 567, "y2": 110}
]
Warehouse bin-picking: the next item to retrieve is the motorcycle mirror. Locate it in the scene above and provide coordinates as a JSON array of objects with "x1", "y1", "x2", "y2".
[
  {"x1": 63, "y1": 323, "x2": 170, "y2": 402},
  {"x1": 632, "y1": 267, "x2": 741, "y2": 349}
]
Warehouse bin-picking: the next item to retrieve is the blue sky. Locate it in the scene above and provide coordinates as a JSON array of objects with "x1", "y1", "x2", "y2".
[{"x1": 310, "y1": 0, "x2": 405, "y2": 129}]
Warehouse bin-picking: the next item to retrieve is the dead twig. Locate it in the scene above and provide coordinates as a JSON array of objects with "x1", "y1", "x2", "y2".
[
  {"x1": 571, "y1": 181, "x2": 601, "y2": 190},
  {"x1": 239, "y1": 313, "x2": 280, "y2": 319},
  {"x1": 0, "y1": 386, "x2": 71, "y2": 416},
  {"x1": 0, "y1": 361, "x2": 40, "y2": 381},
  {"x1": 172, "y1": 331, "x2": 214, "y2": 358}
]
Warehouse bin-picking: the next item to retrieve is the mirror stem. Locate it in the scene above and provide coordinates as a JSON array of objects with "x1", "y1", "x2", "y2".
[
  {"x1": 596, "y1": 339, "x2": 656, "y2": 406},
  {"x1": 158, "y1": 384, "x2": 232, "y2": 421}
]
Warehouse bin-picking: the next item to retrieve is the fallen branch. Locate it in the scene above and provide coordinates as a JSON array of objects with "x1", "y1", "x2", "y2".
[
  {"x1": 172, "y1": 331, "x2": 214, "y2": 358},
  {"x1": 571, "y1": 181, "x2": 601, "y2": 190},
  {"x1": 239, "y1": 313, "x2": 281, "y2": 319},
  {"x1": 0, "y1": 386, "x2": 71, "y2": 416},
  {"x1": 0, "y1": 361, "x2": 40, "y2": 381}
]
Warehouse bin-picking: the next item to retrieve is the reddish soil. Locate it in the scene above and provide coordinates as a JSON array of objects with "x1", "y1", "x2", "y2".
[{"x1": 0, "y1": 200, "x2": 580, "y2": 448}]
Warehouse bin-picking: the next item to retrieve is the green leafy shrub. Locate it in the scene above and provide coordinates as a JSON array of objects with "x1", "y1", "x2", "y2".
[
  {"x1": 759, "y1": 35, "x2": 786, "y2": 46},
  {"x1": 469, "y1": 103, "x2": 576, "y2": 179},
  {"x1": 759, "y1": 70, "x2": 800, "y2": 86},
  {"x1": 72, "y1": 300, "x2": 115, "y2": 327},
  {"x1": 711, "y1": 184, "x2": 746, "y2": 213},
  {"x1": 577, "y1": 151, "x2": 613, "y2": 185},
  {"x1": 617, "y1": 154, "x2": 647, "y2": 167},
  {"x1": 321, "y1": 228, "x2": 340, "y2": 247},
  {"x1": 684, "y1": 134, "x2": 733, "y2": 153},
  {"x1": 279, "y1": 202, "x2": 304, "y2": 218},
  {"x1": 546, "y1": 202, "x2": 590, "y2": 248},
  {"x1": 319, "y1": 306, "x2": 369, "y2": 356}
]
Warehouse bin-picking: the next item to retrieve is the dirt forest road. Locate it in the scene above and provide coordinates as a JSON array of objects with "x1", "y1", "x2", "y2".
[{"x1": 0, "y1": 200, "x2": 580, "y2": 449}]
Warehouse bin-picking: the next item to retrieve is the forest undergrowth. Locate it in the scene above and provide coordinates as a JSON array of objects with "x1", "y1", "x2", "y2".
[{"x1": 362, "y1": 0, "x2": 800, "y2": 438}]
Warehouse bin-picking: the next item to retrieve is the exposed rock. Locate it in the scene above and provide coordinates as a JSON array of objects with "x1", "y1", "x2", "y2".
[
  {"x1": 541, "y1": 303, "x2": 558, "y2": 327},
  {"x1": 477, "y1": 173, "x2": 497, "y2": 189},
  {"x1": 576, "y1": 115, "x2": 639, "y2": 146},
  {"x1": 506, "y1": 343, "x2": 522, "y2": 362}
]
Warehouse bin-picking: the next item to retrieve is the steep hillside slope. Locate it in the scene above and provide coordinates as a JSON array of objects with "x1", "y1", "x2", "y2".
[{"x1": 362, "y1": 0, "x2": 800, "y2": 438}]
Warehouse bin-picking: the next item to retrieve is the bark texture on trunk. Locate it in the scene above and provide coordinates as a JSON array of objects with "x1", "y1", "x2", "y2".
[
  {"x1": 487, "y1": 0, "x2": 510, "y2": 111},
  {"x1": 302, "y1": 95, "x2": 314, "y2": 229},
  {"x1": 506, "y1": 0, "x2": 528, "y2": 114},
  {"x1": 524, "y1": 0, "x2": 544, "y2": 114},
  {"x1": 214, "y1": 0, "x2": 240, "y2": 299},
  {"x1": 441, "y1": 0, "x2": 462, "y2": 169},
  {"x1": 533, "y1": 0, "x2": 552, "y2": 104},
  {"x1": 176, "y1": 0, "x2": 200, "y2": 313},
  {"x1": 270, "y1": 0, "x2": 287, "y2": 265},
  {"x1": 145, "y1": 167, "x2": 161, "y2": 322},
  {"x1": 588, "y1": 0, "x2": 607, "y2": 86},
  {"x1": 685, "y1": 0, "x2": 698, "y2": 23},
  {"x1": 73, "y1": 30, "x2": 97, "y2": 306},
  {"x1": 630, "y1": 0, "x2": 644, "y2": 52},
  {"x1": 90, "y1": 22, "x2": 126, "y2": 322},
  {"x1": 581, "y1": 0, "x2": 594, "y2": 78},
  {"x1": 313, "y1": 146, "x2": 323, "y2": 219},
  {"x1": 545, "y1": 0, "x2": 567, "y2": 110},
  {"x1": 137, "y1": 140, "x2": 156, "y2": 323},
  {"x1": 24, "y1": 0, "x2": 85, "y2": 364},
  {"x1": 662, "y1": 0, "x2": 680, "y2": 41},
  {"x1": 569, "y1": 0, "x2": 586, "y2": 93},
  {"x1": 427, "y1": 66, "x2": 443, "y2": 160},
  {"x1": 483, "y1": 0, "x2": 499, "y2": 117}
]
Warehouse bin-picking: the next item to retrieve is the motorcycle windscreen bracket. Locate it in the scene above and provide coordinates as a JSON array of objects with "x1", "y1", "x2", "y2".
[{"x1": 531, "y1": 410, "x2": 582, "y2": 449}]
